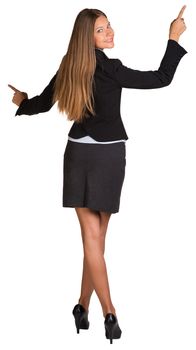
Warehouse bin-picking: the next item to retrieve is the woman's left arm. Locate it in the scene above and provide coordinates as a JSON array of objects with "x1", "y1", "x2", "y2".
[
  {"x1": 110, "y1": 6, "x2": 187, "y2": 89},
  {"x1": 111, "y1": 40, "x2": 187, "y2": 89}
]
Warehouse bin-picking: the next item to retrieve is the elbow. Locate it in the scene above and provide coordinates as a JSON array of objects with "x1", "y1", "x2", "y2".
[
  {"x1": 163, "y1": 79, "x2": 172, "y2": 87},
  {"x1": 160, "y1": 71, "x2": 174, "y2": 88},
  {"x1": 157, "y1": 76, "x2": 173, "y2": 88},
  {"x1": 154, "y1": 70, "x2": 174, "y2": 88}
]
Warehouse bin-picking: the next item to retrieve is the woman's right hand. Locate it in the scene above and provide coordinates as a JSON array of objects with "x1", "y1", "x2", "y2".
[
  {"x1": 169, "y1": 5, "x2": 187, "y2": 42},
  {"x1": 8, "y1": 84, "x2": 28, "y2": 107}
]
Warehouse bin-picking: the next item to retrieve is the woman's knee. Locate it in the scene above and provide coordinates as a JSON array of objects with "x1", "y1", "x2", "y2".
[{"x1": 83, "y1": 224, "x2": 103, "y2": 248}]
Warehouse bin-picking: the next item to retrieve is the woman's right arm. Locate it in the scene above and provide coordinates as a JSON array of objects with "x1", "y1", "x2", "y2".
[{"x1": 8, "y1": 73, "x2": 57, "y2": 116}]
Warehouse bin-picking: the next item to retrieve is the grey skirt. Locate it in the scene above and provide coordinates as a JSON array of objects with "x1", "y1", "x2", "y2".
[{"x1": 62, "y1": 140, "x2": 126, "y2": 213}]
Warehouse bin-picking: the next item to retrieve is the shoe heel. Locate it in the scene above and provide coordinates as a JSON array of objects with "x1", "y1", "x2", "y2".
[
  {"x1": 105, "y1": 323, "x2": 114, "y2": 344},
  {"x1": 72, "y1": 304, "x2": 89, "y2": 334},
  {"x1": 74, "y1": 314, "x2": 81, "y2": 334},
  {"x1": 104, "y1": 313, "x2": 122, "y2": 344}
]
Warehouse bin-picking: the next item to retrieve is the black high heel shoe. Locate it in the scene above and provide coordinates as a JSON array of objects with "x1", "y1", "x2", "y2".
[
  {"x1": 104, "y1": 313, "x2": 122, "y2": 344},
  {"x1": 72, "y1": 304, "x2": 89, "y2": 334}
]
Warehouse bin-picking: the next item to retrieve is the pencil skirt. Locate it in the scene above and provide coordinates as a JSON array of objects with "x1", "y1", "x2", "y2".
[{"x1": 62, "y1": 140, "x2": 126, "y2": 213}]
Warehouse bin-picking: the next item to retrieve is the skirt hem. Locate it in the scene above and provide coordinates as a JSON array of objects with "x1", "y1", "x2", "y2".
[{"x1": 62, "y1": 203, "x2": 119, "y2": 214}]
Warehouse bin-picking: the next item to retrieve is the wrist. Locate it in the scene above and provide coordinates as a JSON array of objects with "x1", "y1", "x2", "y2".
[{"x1": 169, "y1": 33, "x2": 180, "y2": 42}]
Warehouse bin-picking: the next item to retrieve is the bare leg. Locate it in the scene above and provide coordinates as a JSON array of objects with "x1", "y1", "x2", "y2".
[
  {"x1": 77, "y1": 210, "x2": 110, "y2": 310},
  {"x1": 75, "y1": 207, "x2": 115, "y2": 317}
]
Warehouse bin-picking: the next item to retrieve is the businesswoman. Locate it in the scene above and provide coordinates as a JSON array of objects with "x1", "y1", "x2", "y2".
[{"x1": 9, "y1": 6, "x2": 187, "y2": 344}]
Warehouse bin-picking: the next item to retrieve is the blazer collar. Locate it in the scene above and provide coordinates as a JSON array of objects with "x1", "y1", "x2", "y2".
[{"x1": 95, "y1": 48, "x2": 108, "y2": 60}]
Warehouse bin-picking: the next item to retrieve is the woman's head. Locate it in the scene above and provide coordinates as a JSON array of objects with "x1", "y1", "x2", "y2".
[
  {"x1": 53, "y1": 9, "x2": 114, "y2": 122},
  {"x1": 94, "y1": 15, "x2": 114, "y2": 49},
  {"x1": 68, "y1": 8, "x2": 114, "y2": 53}
]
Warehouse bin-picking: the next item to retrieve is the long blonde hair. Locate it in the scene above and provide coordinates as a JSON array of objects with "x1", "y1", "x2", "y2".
[{"x1": 53, "y1": 8, "x2": 106, "y2": 122}]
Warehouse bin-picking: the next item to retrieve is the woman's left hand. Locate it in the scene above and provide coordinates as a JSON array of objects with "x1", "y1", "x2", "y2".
[{"x1": 169, "y1": 5, "x2": 187, "y2": 42}]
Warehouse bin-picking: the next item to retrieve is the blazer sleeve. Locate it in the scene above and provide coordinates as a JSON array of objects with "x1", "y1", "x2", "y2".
[
  {"x1": 15, "y1": 73, "x2": 57, "y2": 116},
  {"x1": 107, "y1": 40, "x2": 187, "y2": 89}
]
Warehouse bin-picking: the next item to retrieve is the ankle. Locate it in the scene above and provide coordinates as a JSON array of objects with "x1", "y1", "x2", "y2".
[
  {"x1": 78, "y1": 297, "x2": 90, "y2": 311},
  {"x1": 103, "y1": 307, "x2": 116, "y2": 318}
]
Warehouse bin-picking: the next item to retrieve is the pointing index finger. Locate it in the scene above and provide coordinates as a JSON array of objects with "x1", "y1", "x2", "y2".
[
  {"x1": 8, "y1": 84, "x2": 19, "y2": 92},
  {"x1": 177, "y1": 5, "x2": 186, "y2": 19}
]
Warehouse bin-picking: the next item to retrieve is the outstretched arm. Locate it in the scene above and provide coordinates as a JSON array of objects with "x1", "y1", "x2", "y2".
[
  {"x1": 105, "y1": 6, "x2": 187, "y2": 89},
  {"x1": 8, "y1": 73, "x2": 57, "y2": 116}
]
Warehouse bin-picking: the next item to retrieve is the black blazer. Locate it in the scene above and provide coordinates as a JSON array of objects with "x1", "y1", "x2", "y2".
[{"x1": 16, "y1": 39, "x2": 187, "y2": 141}]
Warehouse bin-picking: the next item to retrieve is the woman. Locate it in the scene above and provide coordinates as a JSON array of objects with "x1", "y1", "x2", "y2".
[{"x1": 9, "y1": 7, "x2": 187, "y2": 344}]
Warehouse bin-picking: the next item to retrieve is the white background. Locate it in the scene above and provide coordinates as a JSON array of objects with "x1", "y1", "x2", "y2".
[{"x1": 0, "y1": 0, "x2": 195, "y2": 349}]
